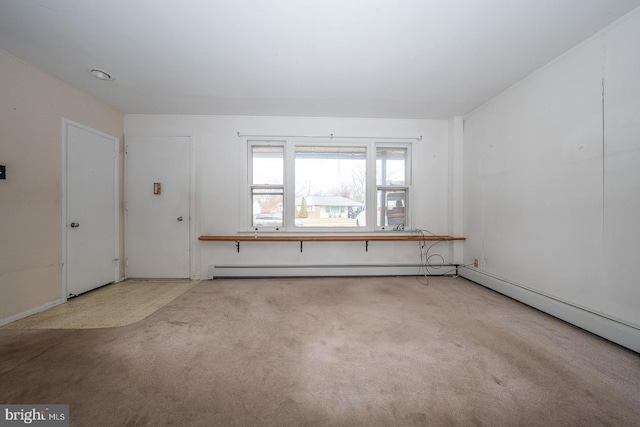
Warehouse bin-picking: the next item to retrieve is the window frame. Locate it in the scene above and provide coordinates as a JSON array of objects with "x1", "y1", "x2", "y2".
[
  {"x1": 248, "y1": 140, "x2": 286, "y2": 231},
  {"x1": 246, "y1": 138, "x2": 412, "y2": 233},
  {"x1": 374, "y1": 145, "x2": 411, "y2": 231}
]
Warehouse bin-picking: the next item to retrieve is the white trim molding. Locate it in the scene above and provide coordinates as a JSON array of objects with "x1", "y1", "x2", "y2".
[
  {"x1": 0, "y1": 299, "x2": 63, "y2": 328},
  {"x1": 459, "y1": 268, "x2": 640, "y2": 353}
]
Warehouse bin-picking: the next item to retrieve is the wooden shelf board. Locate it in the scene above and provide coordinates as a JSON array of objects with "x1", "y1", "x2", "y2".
[{"x1": 199, "y1": 235, "x2": 465, "y2": 242}]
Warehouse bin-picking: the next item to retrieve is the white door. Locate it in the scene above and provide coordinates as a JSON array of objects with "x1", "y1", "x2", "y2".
[
  {"x1": 125, "y1": 136, "x2": 190, "y2": 278},
  {"x1": 65, "y1": 121, "x2": 119, "y2": 297}
]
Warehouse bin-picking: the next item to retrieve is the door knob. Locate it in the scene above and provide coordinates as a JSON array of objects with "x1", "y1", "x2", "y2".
[
  {"x1": 177, "y1": 217, "x2": 183, "y2": 221},
  {"x1": 70, "y1": 222, "x2": 80, "y2": 228}
]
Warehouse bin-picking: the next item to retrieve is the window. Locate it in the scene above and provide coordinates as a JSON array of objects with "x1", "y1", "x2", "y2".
[
  {"x1": 248, "y1": 139, "x2": 411, "y2": 231},
  {"x1": 376, "y1": 147, "x2": 408, "y2": 230},
  {"x1": 250, "y1": 144, "x2": 284, "y2": 229},
  {"x1": 295, "y1": 146, "x2": 366, "y2": 227}
]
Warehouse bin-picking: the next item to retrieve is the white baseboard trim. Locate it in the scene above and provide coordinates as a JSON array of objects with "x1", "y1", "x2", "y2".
[
  {"x1": 459, "y1": 268, "x2": 640, "y2": 353},
  {"x1": 209, "y1": 264, "x2": 459, "y2": 279},
  {"x1": 0, "y1": 299, "x2": 64, "y2": 328}
]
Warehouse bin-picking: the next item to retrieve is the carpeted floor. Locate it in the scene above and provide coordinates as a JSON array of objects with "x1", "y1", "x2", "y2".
[
  {"x1": 2, "y1": 280, "x2": 198, "y2": 329},
  {"x1": 0, "y1": 276, "x2": 638, "y2": 426}
]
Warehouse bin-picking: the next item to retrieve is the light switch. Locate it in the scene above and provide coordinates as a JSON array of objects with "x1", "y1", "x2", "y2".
[{"x1": 153, "y1": 182, "x2": 161, "y2": 194}]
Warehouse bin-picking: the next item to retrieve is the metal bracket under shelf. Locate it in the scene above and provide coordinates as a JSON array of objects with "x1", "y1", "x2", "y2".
[{"x1": 232, "y1": 239, "x2": 371, "y2": 253}]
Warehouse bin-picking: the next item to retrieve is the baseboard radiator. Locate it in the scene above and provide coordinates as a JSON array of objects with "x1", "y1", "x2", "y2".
[
  {"x1": 208, "y1": 264, "x2": 459, "y2": 279},
  {"x1": 459, "y1": 268, "x2": 640, "y2": 354}
]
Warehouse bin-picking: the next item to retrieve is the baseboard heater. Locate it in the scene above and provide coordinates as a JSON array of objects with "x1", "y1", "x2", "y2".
[
  {"x1": 208, "y1": 264, "x2": 459, "y2": 279},
  {"x1": 459, "y1": 268, "x2": 640, "y2": 354}
]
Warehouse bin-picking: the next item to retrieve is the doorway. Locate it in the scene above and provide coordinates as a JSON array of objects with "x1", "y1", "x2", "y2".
[
  {"x1": 62, "y1": 119, "x2": 119, "y2": 297},
  {"x1": 125, "y1": 136, "x2": 191, "y2": 278}
]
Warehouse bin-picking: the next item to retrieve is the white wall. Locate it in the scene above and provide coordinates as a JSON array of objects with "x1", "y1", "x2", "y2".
[
  {"x1": 602, "y1": 9, "x2": 640, "y2": 331},
  {"x1": 125, "y1": 115, "x2": 457, "y2": 278},
  {"x1": 462, "y1": 9, "x2": 640, "y2": 337},
  {"x1": 0, "y1": 50, "x2": 124, "y2": 322}
]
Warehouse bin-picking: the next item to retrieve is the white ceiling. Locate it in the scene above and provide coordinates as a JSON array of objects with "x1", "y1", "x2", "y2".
[{"x1": 1, "y1": 0, "x2": 639, "y2": 119}]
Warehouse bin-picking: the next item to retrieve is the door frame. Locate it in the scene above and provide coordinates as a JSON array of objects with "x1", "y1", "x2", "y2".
[
  {"x1": 61, "y1": 118, "x2": 120, "y2": 301},
  {"x1": 124, "y1": 135, "x2": 195, "y2": 279}
]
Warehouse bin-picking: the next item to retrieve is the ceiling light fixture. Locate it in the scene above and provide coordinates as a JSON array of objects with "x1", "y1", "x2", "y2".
[{"x1": 89, "y1": 69, "x2": 113, "y2": 81}]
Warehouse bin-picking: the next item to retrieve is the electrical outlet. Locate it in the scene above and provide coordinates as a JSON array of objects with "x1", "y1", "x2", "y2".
[{"x1": 473, "y1": 259, "x2": 479, "y2": 268}]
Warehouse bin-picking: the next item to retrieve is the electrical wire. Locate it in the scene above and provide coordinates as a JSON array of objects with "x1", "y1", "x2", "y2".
[
  {"x1": 413, "y1": 228, "x2": 442, "y2": 285},
  {"x1": 412, "y1": 228, "x2": 474, "y2": 285}
]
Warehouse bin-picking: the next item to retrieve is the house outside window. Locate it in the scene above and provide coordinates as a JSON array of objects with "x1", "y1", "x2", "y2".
[{"x1": 295, "y1": 145, "x2": 366, "y2": 227}]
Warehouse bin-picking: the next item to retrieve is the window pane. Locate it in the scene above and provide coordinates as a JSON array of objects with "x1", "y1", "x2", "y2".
[
  {"x1": 377, "y1": 189, "x2": 406, "y2": 228},
  {"x1": 252, "y1": 146, "x2": 283, "y2": 185},
  {"x1": 252, "y1": 188, "x2": 283, "y2": 228},
  {"x1": 377, "y1": 147, "x2": 406, "y2": 185},
  {"x1": 295, "y1": 146, "x2": 366, "y2": 227}
]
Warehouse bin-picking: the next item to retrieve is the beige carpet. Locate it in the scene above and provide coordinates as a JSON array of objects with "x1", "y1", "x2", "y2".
[
  {"x1": 2, "y1": 279, "x2": 197, "y2": 329},
  {"x1": 0, "y1": 276, "x2": 638, "y2": 426}
]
